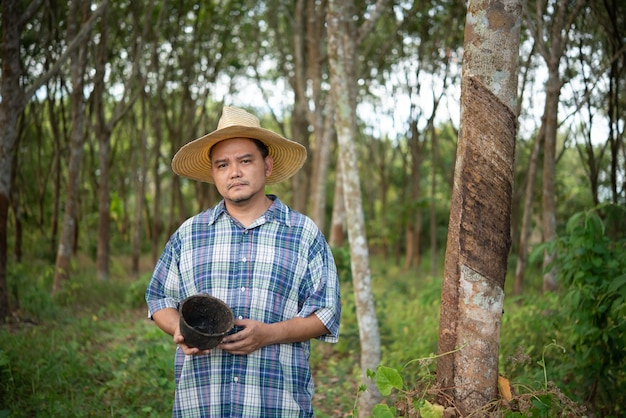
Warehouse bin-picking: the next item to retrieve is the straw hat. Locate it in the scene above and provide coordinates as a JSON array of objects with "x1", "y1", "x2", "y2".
[{"x1": 171, "y1": 106, "x2": 307, "y2": 184}]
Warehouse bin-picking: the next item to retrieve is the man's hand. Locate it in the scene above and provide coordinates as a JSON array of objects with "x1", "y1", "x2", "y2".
[
  {"x1": 219, "y1": 319, "x2": 273, "y2": 355},
  {"x1": 219, "y1": 315, "x2": 328, "y2": 355},
  {"x1": 173, "y1": 326, "x2": 212, "y2": 356},
  {"x1": 154, "y1": 308, "x2": 328, "y2": 356},
  {"x1": 153, "y1": 307, "x2": 212, "y2": 356}
]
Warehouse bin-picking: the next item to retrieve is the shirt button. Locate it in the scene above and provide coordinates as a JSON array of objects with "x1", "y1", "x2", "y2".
[
  {"x1": 238, "y1": 315, "x2": 243, "y2": 320},
  {"x1": 240, "y1": 287, "x2": 246, "y2": 292},
  {"x1": 234, "y1": 377, "x2": 239, "y2": 382},
  {"x1": 242, "y1": 257, "x2": 247, "y2": 262}
]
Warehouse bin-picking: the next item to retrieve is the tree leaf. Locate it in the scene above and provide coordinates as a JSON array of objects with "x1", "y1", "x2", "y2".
[
  {"x1": 608, "y1": 274, "x2": 626, "y2": 295},
  {"x1": 419, "y1": 400, "x2": 444, "y2": 418},
  {"x1": 375, "y1": 366, "x2": 404, "y2": 396},
  {"x1": 372, "y1": 404, "x2": 396, "y2": 418}
]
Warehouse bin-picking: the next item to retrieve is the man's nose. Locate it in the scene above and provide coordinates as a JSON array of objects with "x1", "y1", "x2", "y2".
[{"x1": 229, "y1": 163, "x2": 242, "y2": 177}]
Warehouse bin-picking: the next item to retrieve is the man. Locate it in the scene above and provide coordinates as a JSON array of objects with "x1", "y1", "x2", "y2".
[{"x1": 145, "y1": 106, "x2": 341, "y2": 417}]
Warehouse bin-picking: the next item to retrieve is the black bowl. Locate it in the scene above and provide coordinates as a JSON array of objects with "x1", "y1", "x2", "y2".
[{"x1": 179, "y1": 294, "x2": 234, "y2": 350}]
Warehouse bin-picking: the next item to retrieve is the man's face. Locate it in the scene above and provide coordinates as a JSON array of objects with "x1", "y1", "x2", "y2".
[{"x1": 210, "y1": 137, "x2": 273, "y2": 205}]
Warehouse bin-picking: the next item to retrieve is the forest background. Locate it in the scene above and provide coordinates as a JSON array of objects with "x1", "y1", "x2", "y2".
[{"x1": 0, "y1": 0, "x2": 625, "y2": 417}]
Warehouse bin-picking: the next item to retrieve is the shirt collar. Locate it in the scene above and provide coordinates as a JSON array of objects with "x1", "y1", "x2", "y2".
[{"x1": 206, "y1": 194, "x2": 292, "y2": 227}]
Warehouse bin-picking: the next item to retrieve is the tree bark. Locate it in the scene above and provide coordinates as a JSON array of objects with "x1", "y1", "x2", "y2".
[
  {"x1": 93, "y1": 3, "x2": 112, "y2": 282},
  {"x1": 310, "y1": 96, "x2": 335, "y2": 232},
  {"x1": 436, "y1": 1, "x2": 521, "y2": 414},
  {"x1": 132, "y1": 96, "x2": 148, "y2": 279},
  {"x1": 93, "y1": 1, "x2": 147, "y2": 281},
  {"x1": 429, "y1": 121, "x2": 438, "y2": 278},
  {"x1": 288, "y1": 0, "x2": 308, "y2": 213},
  {"x1": 525, "y1": 0, "x2": 587, "y2": 293},
  {"x1": 329, "y1": 161, "x2": 346, "y2": 248},
  {"x1": 0, "y1": 0, "x2": 25, "y2": 320},
  {"x1": 47, "y1": 93, "x2": 63, "y2": 259},
  {"x1": 540, "y1": 70, "x2": 560, "y2": 293},
  {"x1": 327, "y1": 0, "x2": 387, "y2": 415},
  {"x1": 404, "y1": 120, "x2": 423, "y2": 270},
  {"x1": 0, "y1": 0, "x2": 107, "y2": 302},
  {"x1": 305, "y1": 0, "x2": 333, "y2": 232},
  {"x1": 150, "y1": 108, "x2": 164, "y2": 264},
  {"x1": 53, "y1": 0, "x2": 91, "y2": 293},
  {"x1": 513, "y1": 127, "x2": 543, "y2": 295}
]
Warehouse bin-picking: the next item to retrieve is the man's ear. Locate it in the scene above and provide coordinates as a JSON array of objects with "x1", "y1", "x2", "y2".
[{"x1": 264, "y1": 155, "x2": 274, "y2": 177}]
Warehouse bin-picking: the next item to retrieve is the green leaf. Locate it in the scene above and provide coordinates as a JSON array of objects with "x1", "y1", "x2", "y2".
[
  {"x1": 419, "y1": 400, "x2": 444, "y2": 418},
  {"x1": 531, "y1": 393, "x2": 553, "y2": 413},
  {"x1": 566, "y1": 212, "x2": 585, "y2": 233},
  {"x1": 372, "y1": 404, "x2": 396, "y2": 418},
  {"x1": 608, "y1": 274, "x2": 626, "y2": 294},
  {"x1": 375, "y1": 366, "x2": 404, "y2": 396}
]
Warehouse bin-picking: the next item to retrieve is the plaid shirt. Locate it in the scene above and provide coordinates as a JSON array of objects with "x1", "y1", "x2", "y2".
[{"x1": 146, "y1": 196, "x2": 341, "y2": 418}]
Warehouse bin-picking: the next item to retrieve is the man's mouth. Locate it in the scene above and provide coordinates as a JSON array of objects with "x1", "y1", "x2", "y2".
[{"x1": 228, "y1": 181, "x2": 248, "y2": 190}]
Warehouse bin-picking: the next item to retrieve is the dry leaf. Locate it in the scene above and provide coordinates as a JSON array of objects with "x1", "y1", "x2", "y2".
[{"x1": 498, "y1": 375, "x2": 513, "y2": 402}]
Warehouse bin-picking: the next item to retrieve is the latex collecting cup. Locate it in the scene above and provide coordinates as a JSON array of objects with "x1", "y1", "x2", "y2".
[{"x1": 179, "y1": 294, "x2": 234, "y2": 350}]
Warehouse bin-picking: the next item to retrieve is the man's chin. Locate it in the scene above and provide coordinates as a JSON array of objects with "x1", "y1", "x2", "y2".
[{"x1": 227, "y1": 193, "x2": 253, "y2": 204}]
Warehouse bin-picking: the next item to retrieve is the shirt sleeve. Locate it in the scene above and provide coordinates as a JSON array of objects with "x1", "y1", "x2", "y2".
[
  {"x1": 298, "y1": 232, "x2": 341, "y2": 343},
  {"x1": 145, "y1": 233, "x2": 181, "y2": 318}
]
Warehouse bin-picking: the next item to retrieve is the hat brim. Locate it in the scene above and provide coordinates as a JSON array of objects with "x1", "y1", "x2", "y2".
[{"x1": 171, "y1": 126, "x2": 307, "y2": 184}]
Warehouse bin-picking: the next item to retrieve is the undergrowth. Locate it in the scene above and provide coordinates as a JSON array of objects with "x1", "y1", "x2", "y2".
[{"x1": 1, "y1": 205, "x2": 623, "y2": 417}]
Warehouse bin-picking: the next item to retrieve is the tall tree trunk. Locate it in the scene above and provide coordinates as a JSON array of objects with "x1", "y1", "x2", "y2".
[
  {"x1": 436, "y1": 1, "x2": 521, "y2": 414},
  {"x1": 540, "y1": 71, "x2": 560, "y2": 293},
  {"x1": 329, "y1": 161, "x2": 346, "y2": 248},
  {"x1": 95, "y1": 128, "x2": 111, "y2": 281},
  {"x1": 305, "y1": 0, "x2": 333, "y2": 232},
  {"x1": 525, "y1": 0, "x2": 587, "y2": 293},
  {"x1": 48, "y1": 95, "x2": 63, "y2": 260},
  {"x1": 151, "y1": 111, "x2": 164, "y2": 263},
  {"x1": 132, "y1": 95, "x2": 149, "y2": 278},
  {"x1": 94, "y1": 3, "x2": 111, "y2": 281},
  {"x1": 289, "y1": 103, "x2": 311, "y2": 213},
  {"x1": 404, "y1": 120, "x2": 423, "y2": 270},
  {"x1": 1, "y1": 0, "x2": 103, "y2": 309},
  {"x1": 289, "y1": 0, "x2": 309, "y2": 214},
  {"x1": 0, "y1": 0, "x2": 25, "y2": 320},
  {"x1": 10, "y1": 168, "x2": 22, "y2": 263},
  {"x1": 327, "y1": 1, "x2": 384, "y2": 415},
  {"x1": 0, "y1": 2, "x2": 108, "y2": 296},
  {"x1": 147, "y1": 3, "x2": 167, "y2": 264},
  {"x1": 429, "y1": 122, "x2": 438, "y2": 277},
  {"x1": 513, "y1": 127, "x2": 543, "y2": 295},
  {"x1": 93, "y1": 1, "x2": 147, "y2": 280},
  {"x1": 1, "y1": 0, "x2": 107, "y2": 307},
  {"x1": 310, "y1": 96, "x2": 335, "y2": 232},
  {"x1": 53, "y1": 0, "x2": 90, "y2": 294}
]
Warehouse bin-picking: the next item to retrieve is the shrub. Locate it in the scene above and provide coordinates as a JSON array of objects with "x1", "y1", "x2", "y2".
[{"x1": 547, "y1": 205, "x2": 626, "y2": 415}]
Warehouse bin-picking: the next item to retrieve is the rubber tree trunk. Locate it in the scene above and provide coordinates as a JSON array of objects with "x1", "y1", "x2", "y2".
[
  {"x1": 327, "y1": 1, "x2": 382, "y2": 415},
  {"x1": 53, "y1": 0, "x2": 90, "y2": 294},
  {"x1": 436, "y1": 0, "x2": 522, "y2": 414},
  {"x1": 528, "y1": 0, "x2": 587, "y2": 293},
  {"x1": 513, "y1": 127, "x2": 543, "y2": 295},
  {"x1": 0, "y1": 0, "x2": 25, "y2": 320}
]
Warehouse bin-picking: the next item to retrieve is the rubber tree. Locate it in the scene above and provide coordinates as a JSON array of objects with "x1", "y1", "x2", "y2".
[
  {"x1": 524, "y1": 0, "x2": 587, "y2": 293},
  {"x1": 436, "y1": 0, "x2": 522, "y2": 414},
  {"x1": 327, "y1": 0, "x2": 390, "y2": 415},
  {"x1": 0, "y1": 0, "x2": 108, "y2": 317}
]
